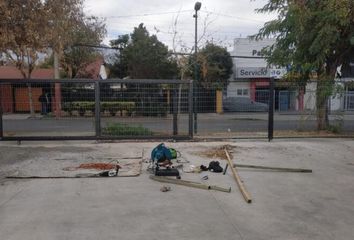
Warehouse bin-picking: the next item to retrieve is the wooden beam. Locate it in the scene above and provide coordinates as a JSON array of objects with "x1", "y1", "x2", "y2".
[
  {"x1": 233, "y1": 164, "x2": 312, "y2": 173},
  {"x1": 224, "y1": 149, "x2": 252, "y2": 203}
]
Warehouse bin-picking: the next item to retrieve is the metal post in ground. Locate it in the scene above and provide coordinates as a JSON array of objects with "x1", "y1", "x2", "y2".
[
  {"x1": 173, "y1": 88, "x2": 178, "y2": 136},
  {"x1": 95, "y1": 81, "x2": 101, "y2": 137},
  {"x1": 189, "y1": 80, "x2": 194, "y2": 138},
  {"x1": 268, "y1": 77, "x2": 275, "y2": 141},
  {"x1": 0, "y1": 89, "x2": 3, "y2": 140},
  {"x1": 193, "y1": 2, "x2": 201, "y2": 134}
]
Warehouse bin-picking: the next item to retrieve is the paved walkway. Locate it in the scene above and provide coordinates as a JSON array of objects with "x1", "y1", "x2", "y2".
[{"x1": 0, "y1": 140, "x2": 353, "y2": 240}]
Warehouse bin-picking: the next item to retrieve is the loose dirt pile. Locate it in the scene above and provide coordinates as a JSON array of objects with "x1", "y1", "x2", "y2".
[{"x1": 198, "y1": 145, "x2": 234, "y2": 160}]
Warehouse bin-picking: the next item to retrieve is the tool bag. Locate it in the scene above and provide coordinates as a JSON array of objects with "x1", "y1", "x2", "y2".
[{"x1": 151, "y1": 143, "x2": 177, "y2": 163}]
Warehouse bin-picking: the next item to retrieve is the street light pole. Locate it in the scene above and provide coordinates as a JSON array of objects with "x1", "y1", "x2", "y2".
[{"x1": 193, "y1": 2, "x2": 201, "y2": 134}]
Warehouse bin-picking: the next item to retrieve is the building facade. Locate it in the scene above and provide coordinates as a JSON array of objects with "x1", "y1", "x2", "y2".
[{"x1": 227, "y1": 38, "x2": 303, "y2": 112}]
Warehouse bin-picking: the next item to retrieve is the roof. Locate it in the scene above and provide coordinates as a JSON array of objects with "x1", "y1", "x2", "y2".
[
  {"x1": 0, "y1": 66, "x2": 54, "y2": 79},
  {"x1": 75, "y1": 58, "x2": 104, "y2": 79}
]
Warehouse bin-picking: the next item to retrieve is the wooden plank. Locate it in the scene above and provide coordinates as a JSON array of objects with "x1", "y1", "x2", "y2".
[
  {"x1": 224, "y1": 149, "x2": 252, "y2": 203},
  {"x1": 149, "y1": 175, "x2": 231, "y2": 193},
  {"x1": 233, "y1": 164, "x2": 312, "y2": 173}
]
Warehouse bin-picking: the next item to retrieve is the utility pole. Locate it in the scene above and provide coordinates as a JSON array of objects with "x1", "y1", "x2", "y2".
[{"x1": 193, "y1": 2, "x2": 201, "y2": 134}]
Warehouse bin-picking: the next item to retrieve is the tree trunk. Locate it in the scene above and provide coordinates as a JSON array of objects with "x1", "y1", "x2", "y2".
[
  {"x1": 27, "y1": 83, "x2": 35, "y2": 118},
  {"x1": 22, "y1": 68, "x2": 35, "y2": 118},
  {"x1": 316, "y1": 76, "x2": 333, "y2": 130},
  {"x1": 316, "y1": 93, "x2": 328, "y2": 130},
  {"x1": 54, "y1": 51, "x2": 62, "y2": 118}
]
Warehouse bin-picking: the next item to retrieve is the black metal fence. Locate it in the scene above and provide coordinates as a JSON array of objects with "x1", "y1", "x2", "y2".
[
  {"x1": 1, "y1": 78, "x2": 354, "y2": 141},
  {"x1": 0, "y1": 79, "x2": 193, "y2": 141}
]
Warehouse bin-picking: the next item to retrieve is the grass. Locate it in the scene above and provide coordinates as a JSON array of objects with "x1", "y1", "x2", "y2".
[{"x1": 102, "y1": 123, "x2": 153, "y2": 136}]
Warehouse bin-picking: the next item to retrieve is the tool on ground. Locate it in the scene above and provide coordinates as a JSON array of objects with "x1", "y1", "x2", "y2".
[
  {"x1": 150, "y1": 175, "x2": 231, "y2": 193},
  {"x1": 224, "y1": 149, "x2": 252, "y2": 203},
  {"x1": 232, "y1": 164, "x2": 312, "y2": 173},
  {"x1": 223, "y1": 164, "x2": 229, "y2": 175},
  {"x1": 150, "y1": 143, "x2": 180, "y2": 179},
  {"x1": 160, "y1": 185, "x2": 171, "y2": 192}
]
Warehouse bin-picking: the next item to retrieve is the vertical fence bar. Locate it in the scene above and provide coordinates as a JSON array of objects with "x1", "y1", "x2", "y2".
[
  {"x1": 189, "y1": 80, "x2": 194, "y2": 138},
  {"x1": 173, "y1": 88, "x2": 178, "y2": 136},
  {"x1": 193, "y1": 83, "x2": 198, "y2": 134},
  {"x1": 268, "y1": 77, "x2": 274, "y2": 141},
  {"x1": 95, "y1": 81, "x2": 101, "y2": 137},
  {"x1": 0, "y1": 85, "x2": 3, "y2": 140}
]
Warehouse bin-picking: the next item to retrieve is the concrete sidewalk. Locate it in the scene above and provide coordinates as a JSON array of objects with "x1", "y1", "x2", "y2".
[{"x1": 0, "y1": 140, "x2": 354, "y2": 240}]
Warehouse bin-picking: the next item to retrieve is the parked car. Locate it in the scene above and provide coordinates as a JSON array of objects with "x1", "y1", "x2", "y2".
[{"x1": 223, "y1": 97, "x2": 268, "y2": 112}]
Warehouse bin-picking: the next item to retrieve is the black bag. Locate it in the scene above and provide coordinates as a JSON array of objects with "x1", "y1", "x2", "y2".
[{"x1": 208, "y1": 161, "x2": 223, "y2": 173}]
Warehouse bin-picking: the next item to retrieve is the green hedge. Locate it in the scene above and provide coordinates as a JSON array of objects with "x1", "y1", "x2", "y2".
[
  {"x1": 102, "y1": 123, "x2": 153, "y2": 136},
  {"x1": 62, "y1": 101, "x2": 135, "y2": 116}
]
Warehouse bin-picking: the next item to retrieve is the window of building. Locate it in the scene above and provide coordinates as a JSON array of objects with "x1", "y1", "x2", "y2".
[
  {"x1": 236, "y1": 88, "x2": 249, "y2": 97},
  {"x1": 243, "y1": 89, "x2": 249, "y2": 96}
]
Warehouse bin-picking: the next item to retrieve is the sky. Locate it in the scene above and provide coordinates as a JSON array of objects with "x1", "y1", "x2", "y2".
[{"x1": 84, "y1": 0, "x2": 276, "y2": 51}]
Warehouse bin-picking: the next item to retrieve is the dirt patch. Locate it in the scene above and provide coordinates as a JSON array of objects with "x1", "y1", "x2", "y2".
[
  {"x1": 63, "y1": 163, "x2": 120, "y2": 171},
  {"x1": 197, "y1": 145, "x2": 234, "y2": 160}
]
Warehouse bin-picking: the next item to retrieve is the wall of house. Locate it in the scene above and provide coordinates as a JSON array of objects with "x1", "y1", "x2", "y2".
[
  {"x1": 0, "y1": 85, "x2": 14, "y2": 113},
  {"x1": 227, "y1": 81, "x2": 250, "y2": 98}
]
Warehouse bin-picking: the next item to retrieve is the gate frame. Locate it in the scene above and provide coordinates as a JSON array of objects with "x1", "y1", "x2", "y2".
[{"x1": 0, "y1": 78, "x2": 193, "y2": 141}]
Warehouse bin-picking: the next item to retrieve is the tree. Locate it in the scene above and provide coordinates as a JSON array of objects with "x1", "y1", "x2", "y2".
[
  {"x1": 0, "y1": 0, "x2": 106, "y2": 116},
  {"x1": 109, "y1": 34, "x2": 130, "y2": 78},
  {"x1": 195, "y1": 43, "x2": 233, "y2": 89},
  {"x1": 0, "y1": 0, "x2": 49, "y2": 116},
  {"x1": 121, "y1": 23, "x2": 178, "y2": 79},
  {"x1": 254, "y1": 0, "x2": 354, "y2": 130},
  {"x1": 61, "y1": 17, "x2": 106, "y2": 78}
]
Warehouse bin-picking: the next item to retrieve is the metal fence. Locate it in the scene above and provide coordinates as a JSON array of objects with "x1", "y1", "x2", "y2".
[
  {"x1": 0, "y1": 79, "x2": 193, "y2": 140},
  {"x1": 193, "y1": 79, "x2": 354, "y2": 138},
  {"x1": 1, "y1": 78, "x2": 354, "y2": 141}
]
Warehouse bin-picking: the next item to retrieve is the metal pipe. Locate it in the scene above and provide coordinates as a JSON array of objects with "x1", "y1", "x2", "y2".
[
  {"x1": 150, "y1": 175, "x2": 231, "y2": 193},
  {"x1": 173, "y1": 89, "x2": 178, "y2": 135},
  {"x1": 0, "y1": 86, "x2": 3, "y2": 139},
  {"x1": 95, "y1": 81, "x2": 101, "y2": 137},
  {"x1": 0, "y1": 79, "x2": 192, "y2": 85},
  {"x1": 268, "y1": 77, "x2": 274, "y2": 141},
  {"x1": 0, "y1": 135, "x2": 192, "y2": 141},
  {"x1": 193, "y1": 8, "x2": 199, "y2": 134},
  {"x1": 189, "y1": 80, "x2": 194, "y2": 138}
]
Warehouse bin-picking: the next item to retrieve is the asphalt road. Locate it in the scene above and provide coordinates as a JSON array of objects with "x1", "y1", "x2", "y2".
[{"x1": 2, "y1": 113, "x2": 354, "y2": 137}]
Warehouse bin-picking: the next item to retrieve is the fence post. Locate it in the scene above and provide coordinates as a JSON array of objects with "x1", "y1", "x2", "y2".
[
  {"x1": 0, "y1": 88, "x2": 3, "y2": 140},
  {"x1": 268, "y1": 77, "x2": 274, "y2": 141},
  {"x1": 95, "y1": 81, "x2": 101, "y2": 138},
  {"x1": 189, "y1": 80, "x2": 194, "y2": 138},
  {"x1": 193, "y1": 82, "x2": 198, "y2": 134},
  {"x1": 173, "y1": 88, "x2": 178, "y2": 136}
]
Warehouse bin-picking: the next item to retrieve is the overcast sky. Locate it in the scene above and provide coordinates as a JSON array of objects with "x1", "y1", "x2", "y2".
[{"x1": 84, "y1": 0, "x2": 276, "y2": 51}]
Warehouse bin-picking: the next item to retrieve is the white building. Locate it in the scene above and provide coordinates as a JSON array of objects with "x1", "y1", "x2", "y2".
[
  {"x1": 227, "y1": 38, "x2": 354, "y2": 112},
  {"x1": 227, "y1": 38, "x2": 301, "y2": 111}
]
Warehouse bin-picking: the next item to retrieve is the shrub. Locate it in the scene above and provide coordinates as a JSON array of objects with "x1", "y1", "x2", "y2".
[
  {"x1": 101, "y1": 102, "x2": 135, "y2": 116},
  {"x1": 62, "y1": 101, "x2": 136, "y2": 116},
  {"x1": 102, "y1": 123, "x2": 153, "y2": 136}
]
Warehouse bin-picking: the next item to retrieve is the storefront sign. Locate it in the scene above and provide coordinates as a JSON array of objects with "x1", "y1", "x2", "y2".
[
  {"x1": 236, "y1": 67, "x2": 286, "y2": 79},
  {"x1": 236, "y1": 67, "x2": 268, "y2": 78},
  {"x1": 269, "y1": 68, "x2": 287, "y2": 79}
]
